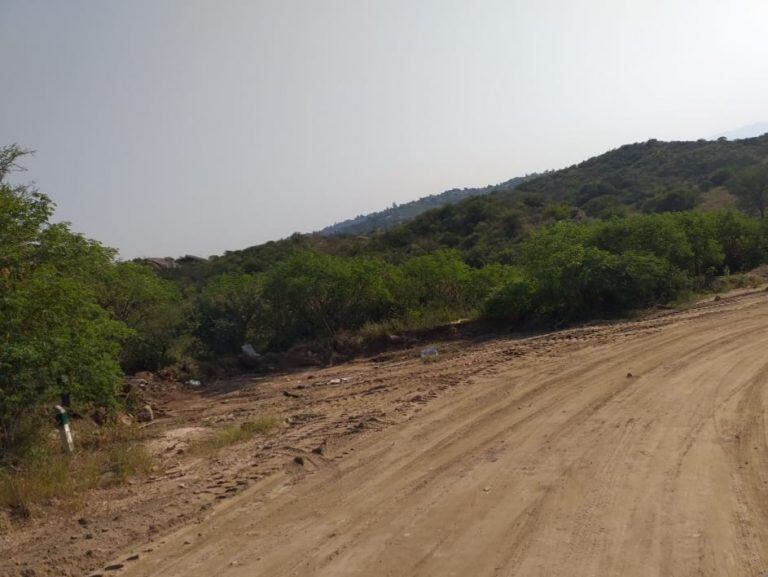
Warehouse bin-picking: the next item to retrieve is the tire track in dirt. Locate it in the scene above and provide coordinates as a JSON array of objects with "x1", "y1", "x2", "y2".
[
  {"x1": 103, "y1": 291, "x2": 768, "y2": 577},
  {"x1": 7, "y1": 290, "x2": 768, "y2": 577}
]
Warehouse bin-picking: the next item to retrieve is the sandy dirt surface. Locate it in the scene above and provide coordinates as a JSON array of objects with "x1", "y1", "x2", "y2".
[{"x1": 4, "y1": 290, "x2": 768, "y2": 576}]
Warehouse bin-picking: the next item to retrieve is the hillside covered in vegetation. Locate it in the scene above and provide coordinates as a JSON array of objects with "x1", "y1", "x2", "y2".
[
  {"x1": 4, "y1": 136, "x2": 768, "y2": 458},
  {"x1": 317, "y1": 174, "x2": 537, "y2": 236},
  {"x1": 511, "y1": 136, "x2": 768, "y2": 214},
  {"x1": 318, "y1": 135, "x2": 768, "y2": 237},
  {"x1": 163, "y1": 135, "x2": 768, "y2": 280}
]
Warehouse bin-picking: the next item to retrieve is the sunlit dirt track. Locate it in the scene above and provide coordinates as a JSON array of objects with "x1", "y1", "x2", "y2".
[{"x1": 112, "y1": 291, "x2": 768, "y2": 576}]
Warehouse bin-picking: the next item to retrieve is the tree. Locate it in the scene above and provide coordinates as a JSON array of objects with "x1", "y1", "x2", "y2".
[
  {"x1": 395, "y1": 250, "x2": 474, "y2": 312},
  {"x1": 0, "y1": 145, "x2": 129, "y2": 451},
  {"x1": 97, "y1": 262, "x2": 188, "y2": 372},
  {"x1": 733, "y1": 164, "x2": 768, "y2": 218},
  {"x1": 196, "y1": 273, "x2": 266, "y2": 355},
  {"x1": 642, "y1": 188, "x2": 697, "y2": 214},
  {"x1": 263, "y1": 252, "x2": 395, "y2": 348}
]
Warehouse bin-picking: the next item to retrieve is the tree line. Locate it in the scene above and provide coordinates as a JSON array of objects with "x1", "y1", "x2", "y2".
[{"x1": 3, "y1": 142, "x2": 768, "y2": 455}]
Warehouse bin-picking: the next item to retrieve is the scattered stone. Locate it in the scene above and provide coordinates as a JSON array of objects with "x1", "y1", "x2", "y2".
[
  {"x1": 78, "y1": 517, "x2": 89, "y2": 526},
  {"x1": 92, "y1": 407, "x2": 109, "y2": 425},
  {"x1": 125, "y1": 554, "x2": 139, "y2": 561},
  {"x1": 104, "y1": 564, "x2": 124, "y2": 571},
  {"x1": 137, "y1": 405, "x2": 154, "y2": 423},
  {"x1": 85, "y1": 533, "x2": 94, "y2": 540},
  {"x1": 116, "y1": 412, "x2": 133, "y2": 427},
  {"x1": 283, "y1": 390, "x2": 301, "y2": 398},
  {"x1": 140, "y1": 257, "x2": 178, "y2": 271},
  {"x1": 626, "y1": 372, "x2": 633, "y2": 378},
  {"x1": 293, "y1": 456, "x2": 305, "y2": 466}
]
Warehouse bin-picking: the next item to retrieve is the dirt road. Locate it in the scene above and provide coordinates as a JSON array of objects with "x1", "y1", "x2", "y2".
[{"x1": 102, "y1": 291, "x2": 768, "y2": 577}]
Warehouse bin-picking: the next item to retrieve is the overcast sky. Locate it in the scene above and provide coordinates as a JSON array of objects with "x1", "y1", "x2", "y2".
[{"x1": 2, "y1": 1, "x2": 767, "y2": 258}]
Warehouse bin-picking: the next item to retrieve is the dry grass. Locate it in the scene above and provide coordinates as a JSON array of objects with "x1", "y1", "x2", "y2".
[
  {"x1": 710, "y1": 273, "x2": 765, "y2": 292},
  {"x1": 241, "y1": 416, "x2": 281, "y2": 434},
  {"x1": 100, "y1": 444, "x2": 153, "y2": 486},
  {"x1": 189, "y1": 416, "x2": 280, "y2": 456},
  {"x1": 0, "y1": 423, "x2": 153, "y2": 520},
  {"x1": 0, "y1": 457, "x2": 72, "y2": 518},
  {"x1": 77, "y1": 420, "x2": 148, "y2": 450},
  {"x1": 697, "y1": 186, "x2": 738, "y2": 212},
  {"x1": 1, "y1": 413, "x2": 279, "y2": 521},
  {"x1": 358, "y1": 309, "x2": 474, "y2": 339}
]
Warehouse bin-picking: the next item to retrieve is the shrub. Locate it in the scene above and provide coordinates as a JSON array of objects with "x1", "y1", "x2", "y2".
[
  {"x1": 196, "y1": 273, "x2": 267, "y2": 355},
  {"x1": 394, "y1": 250, "x2": 477, "y2": 312},
  {"x1": 483, "y1": 277, "x2": 538, "y2": 322},
  {"x1": 98, "y1": 262, "x2": 189, "y2": 372},
  {"x1": 263, "y1": 252, "x2": 396, "y2": 348},
  {"x1": 0, "y1": 145, "x2": 130, "y2": 451}
]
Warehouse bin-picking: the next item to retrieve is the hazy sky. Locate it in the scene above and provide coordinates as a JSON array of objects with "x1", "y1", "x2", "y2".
[{"x1": 2, "y1": 1, "x2": 767, "y2": 258}]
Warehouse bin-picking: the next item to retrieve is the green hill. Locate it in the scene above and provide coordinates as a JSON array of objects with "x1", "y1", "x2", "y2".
[
  {"x1": 511, "y1": 136, "x2": 768, "y2": 213},
  {"x1": 153, "y1": 135, "x2": 768, "y2": 279},
  {"x1": 317, "y1": 174, "x2": 538, "y2": 236}
]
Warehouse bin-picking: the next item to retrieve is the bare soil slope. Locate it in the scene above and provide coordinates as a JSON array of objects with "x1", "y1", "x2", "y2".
[{"x1": 7, "y1": 291, "x2": 768, "y2": 576}]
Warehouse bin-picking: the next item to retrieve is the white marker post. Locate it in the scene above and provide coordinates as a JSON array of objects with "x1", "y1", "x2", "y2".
[{"x1": 55, "y1": 405, "x2": 74, "y2": 454}]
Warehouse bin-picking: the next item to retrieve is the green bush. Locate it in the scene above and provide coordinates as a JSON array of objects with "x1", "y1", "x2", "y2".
[
  {"x1": 0, "y1": 152, "x2": 130, "y2": 449},
  {"x1": 196, "y1": 273, "x2": 267, "y2": 355},
  {"x1": 263, "y1": 251, "x2": 396, "y2": 348},
  {"x1": 394, "y1": 250, "x2": 474, "y2": 312},
  {"x1": 484, "y1": 277, "x2": 538, "y2": 322},
  {"x1": 98, "y1": 262, "x2": 189, "y2": 372}
]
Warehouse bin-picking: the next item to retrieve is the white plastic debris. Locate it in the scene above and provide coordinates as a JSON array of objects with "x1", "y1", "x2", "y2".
[
  {"x1": 241, "y1": 344, "x2": 260, "y2": 359},
  {"x1": 420, "y1": 346, "x2": 439, "y2": 362},
  {"x1": 185, "y1": 379, "x2": 202, "y2": 387}
]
